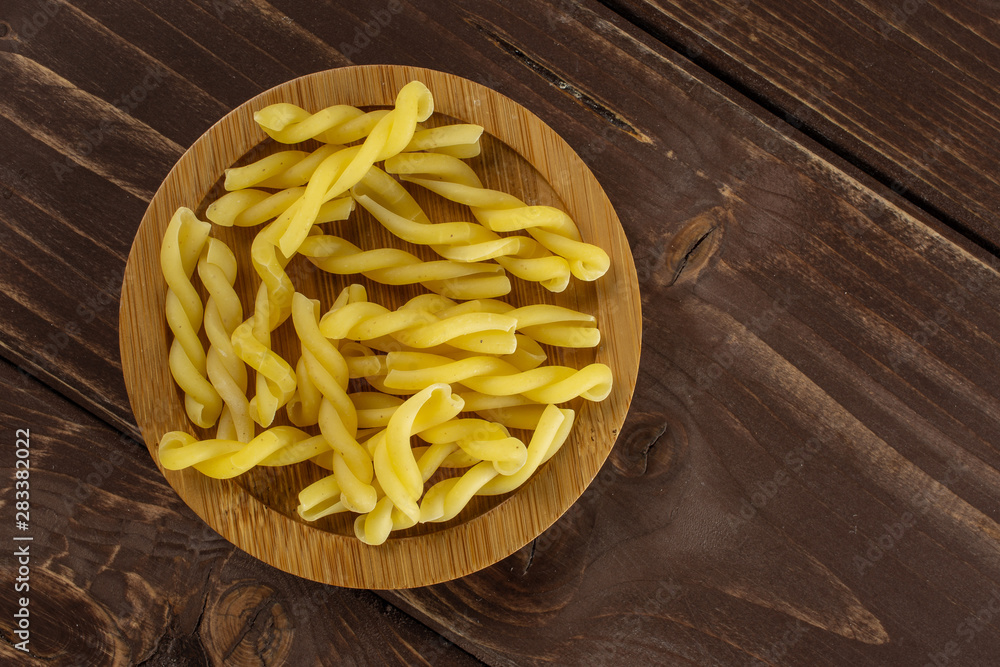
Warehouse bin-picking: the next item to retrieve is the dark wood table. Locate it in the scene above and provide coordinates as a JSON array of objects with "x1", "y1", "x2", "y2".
[{"x1": 3, "y1": 1, "x2": 1000, "y2": 665}]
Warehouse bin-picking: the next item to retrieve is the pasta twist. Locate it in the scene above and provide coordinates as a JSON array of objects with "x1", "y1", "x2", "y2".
[
  {"x1": 385, "y1": 351, "x2": 613, "y2": 403},
  {"x1": 275, "y1": 81, "x2": 434, "y2": 257},
  {"x1": 298, "y1": 234, "x2": 511, "y2": 300},
  {"x1": 385, "y1": 152, "x2": 610, "y2": 282},
  {"x1": 232, "y1": 285, "x2": 296, "y2": 427},
  {"x1": 419, "y1": 419, "x2": 527, "y2": 475},
  {"x1": 254, "y1": 103, "x2": 390, "y2": 145},
  {"x1": 207, "y1": 188, "x2": 353, "y2": 228},
  {"x1": 255, "y1": 95, "x2": 481, "y2": 153},
  {"x1": 159, "y1": 426, "x2": 329, "y2": 479},
  {"x1": 417, "y1": 462, "x2": 499, "y2": 524},
  {"x1": 224, "y1": 123, "x2": 484, "y2": 193},
  {"x1": 197, "y1": 238, "x2": 252, "y2": 442},
  {"x1": 371, "y1": 383, "x2": 465, "y2": 524},
  {"x1": 401, "y1": 294, "x2": 600, "y2": 349},
  {"x1": 235, "y1": 189, "x2": 351, "y2": 426},
  {"x1": 291, "y1": 292, "x2": 377, "y2": 514},
  {"x1": 351, "y1": 438, "x2": 473, "y2": 545},
  {"x1": 161, "y1": 207, "x2": 222, "y2": 428},
  {"x1": 405, "y1": 124, "x2": 484, "y2": 158},
  {"x1": 317, "y1": 285, "x2": 518, "y2": 355},
  {"x1": 354, "y1": 404, "x2": 572, "y2": 542},
  {"x1": 249, "y1": 193, "x2": 351, "y2": 330},
  {"x1": 224, "y1": 144, "x2": 344, "y2": 191},
  {"x1": 354, "y1": 166, "x2": 572, "y2": 292},
  {"x1": 469, "y1": 404, "x2": 574, "y2": 496}
]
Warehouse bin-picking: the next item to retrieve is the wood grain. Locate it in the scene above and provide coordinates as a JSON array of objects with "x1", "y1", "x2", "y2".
[
  {"x1": 601, "y1": 0, "x2": 1000, "y2": 250},
  {"x1": 1, "y1": 0, "x2": 999, "y2": 664},
  {"x1": 0, "y1": 358, "x2": 482, "y2": 666},
  {"x1": 120, "y1": 64, "x2": 640, "y2": 589}
]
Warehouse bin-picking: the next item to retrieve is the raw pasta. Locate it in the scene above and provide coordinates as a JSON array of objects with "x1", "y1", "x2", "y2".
[
  {"x1": 298, "y1": 234, "x2": 511, "y2": 300},
  {"x1": 385, "y1": 152, "x2": 611, "y2": 282},
  {"x1": 354, "y1": 165, "x2": 573, "y2": 292},
  {"x1": 318, "y1": 285, "x2": 518, "y2": 355},
  {"x1": 276, "y1": 81, "x2": 434, "y2": 257},
  {"x1": 161, "y1": 207, "x2": 222, "y2": 429},
  {"x1": 291, "y1": 292, "x2": 376, "y2": 514},
  {"x1": 198, "y1": 238, "x2": 252, "y2": 442},
  {"x1": 384, "y1": 351, "x2": 613, "y2": 403},
  {"x1": 232, "y1": 285, "x2": 296, "y2": 427},
  {"x1": 156, "y1": 79, "x2": 614, "y2": 548}
]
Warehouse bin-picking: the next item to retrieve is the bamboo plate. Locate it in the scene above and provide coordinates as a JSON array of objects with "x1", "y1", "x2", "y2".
[{"x1": 119, "y1": 65, "x2": 641, "y2": 589}]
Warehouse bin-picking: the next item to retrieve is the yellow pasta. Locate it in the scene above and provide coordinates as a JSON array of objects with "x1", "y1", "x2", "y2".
[
  {"x1": 159, "y1": 425, "x2": 326, "y2": 479},
  {"x1": 354, "y1": 427, "x2": 480, "y2": 545},
  {"x1": 275, "y1": 81, "x2": 434, "y2": 257},
  {"x1": 419, "y1": 419, "x2": 527, "y2": 475},
  {"x1": 250, "y1": 196, "x2": 350, "y2": 329},
  {"x1": 197, "y1": 237, "x2": 252, "y2": 442},
  {"x1": 254, "y1": 103, "x2": 390, "y2": 145},
  {"x1": 385, "y1": 351, "x2": 613, "y2": 403},
  {"x1": 224, "y1": 124, "x2": 483, "y2": 193},
  {"x1": 351, "y1": 391, "x2": 404, "y2": 428},
  {"x1": 291, "y1": 292, "x2": 377, "y2": 514},
  {"x1": 399, "y1": 294, "x2": 600, "y2": 349},
  {"x1": 340, "y1": 341, "x2": 383, "y2": 378},
  {"x1": 474, "y1": 404, "x2": 548, "y2": 431},
  {"x1": 207, "y1": 189, "x2": 354, "y2": 228},
  {"x1": 224, "y1": 144, "x2": 343, "y2": 191},
  {"x1": 385, "y1": 152, "x2": 610, "y2": 282},
  {"x1": 405, "y1": 124, "x2": 484, "y2": 158},
  {"x1": 298, "y1": 234, "x2": 511, "y2": 300},
  {"x1": 161, "y1": 207, "x2": 223, "y2": 429},
  {"x1": 419, "y1": 461, "x2": 499, "y2": 523},
  {"x1": 371, "y1": 383, "x2": 465, "y2": 523},
  {"x1": 232, "y1": 285, "x2": 296, "y2": 427},
  {"x1": 316, "y1": 285, "x2": 518, "y2": 355},
  {"x1": 158, "y1": 80, "x2": 614, "y2": 548},
  {"x1": 287, "y1": 353, "x2": 321, "y2": 427},
  {"x1": 354, "y1": 166, "x2": 572, "y2": 292},
  {"x1": 476, "y1": 404, "x2": 575, "y2": 495},
  {"x1": 254, "y1": 97, "x2": 481, "y2": 152},
  {"x1": 236, "y1": 189, "x2": 350, "y2": 424}
]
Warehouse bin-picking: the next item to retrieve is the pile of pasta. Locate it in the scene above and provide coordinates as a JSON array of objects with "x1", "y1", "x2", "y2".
[{"x1": 157, "y1": 81, "x2": 613, "y2": 545}]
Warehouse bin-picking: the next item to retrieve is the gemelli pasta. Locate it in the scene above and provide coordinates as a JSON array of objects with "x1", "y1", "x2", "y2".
[{"x1": 156, "y1": 80, "x2": 614, "y2": 546}]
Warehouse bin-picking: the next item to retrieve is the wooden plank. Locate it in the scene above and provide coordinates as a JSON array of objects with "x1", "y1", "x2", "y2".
[
  {"x1": 0, "y1": 358, "x2": 483, "y2": 666},
  {"x1": 600, "y1": 0, "x2": 1000, "y2": 249},
  {"x1": 0, "y1": 0, "x2": 998, "y2": 664}
]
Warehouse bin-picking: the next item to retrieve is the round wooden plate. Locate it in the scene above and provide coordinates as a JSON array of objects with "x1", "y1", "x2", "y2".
[{"x1": 119, "y1": 65, "x2": 641, "y2": 589}]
